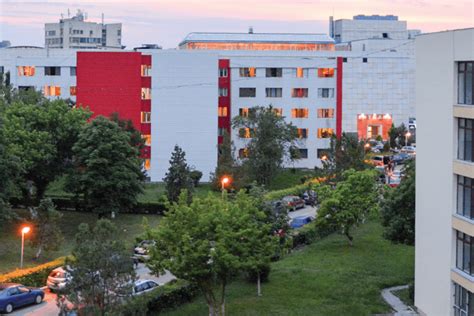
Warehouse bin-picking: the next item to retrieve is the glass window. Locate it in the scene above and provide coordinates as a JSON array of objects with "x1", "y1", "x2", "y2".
[
  {"x1": 141, "y1": 65, "x2": 151, "y2": 77},
  {"x1": 265, "y1": 68, "x2": 282, "y2": 77},
  {"x1": 45, "y1": 66, "x2": 61, "y2": 76},
  {"x1": 295, "y1": 68, "x2": 309, "y2": 78},
  {"x1": 273, "y1": 108, "x2": 283, "y2": 116},
  {"x1": 318, "y1": 109, "x2": 334, "y2": 118},
  {"x1": 291, "y1": 108, "x2": 308, "y2": 118},
  {"x1": 298, "y1": 149, "x2": 308, "y2": 159},
  {"x1": 239, "y1": 67, "x2": 256, "y2": 77},
  {"x1": 69, "y1": 86, "x2": 77, "y2": 96},
  {"x1": 141, "y1": 88, "x2": 151, "y2": 100},
  {"x1": 317, "y1": 149, "x2": 330, "y2": 159},
  {"x1": 456, "y1": 231, "x2": 474, "y2": 275},
  {"x1": 17, "y1": 66, "x2": 36, "y2": 77},
  {"x1": 218, "y1": 88, "x2": 228, "y2": 97},
  {"x1": 297, "y1": 128, "x2": 308, "y2": 139},
  {"x1": 239, "y1": 128, "x2": 255, "y2": 139},
  {"x1": 291, "y1": 88, "x2": 308, "y2": 98},
  {"x1": 318, "y1": 68, "x2": 335, "y2": 78},
  {"x1": 218, "y1": 127, "x2": 226, "y2": 136},
  {"x1": 318, "y1": 88, "x2": 334, "y2": 98},
  {"x1": 218, "y1": 107, "x2": 228, "y2": 117},
  {"x1": 458, "y1": 62, "x2": 474, "y2": 105},
  {"x1": 141, "y1": 112, "x2": 151, "y2": 123},
  {"x1": 317, "y1": 128, "x2": 334, "y2": 138},
  {"x1": 265, "y1": 88, "x2": 282, "y2": 98},
  {"x1": 454, "y1": 282, "x2": 473, "y2": 316},
  {"x1": 70, "y1": 67, "x2": 76, "y2": 76},
  {"x1": 239, "y1": 88, "x2": 256, "y2": 98},
  {"x1": 43, "y1": 85, "x2": 61, "y2": 97},
  {"x1": 239, "y1": 148, "x2": 249, "y2": 158},
  {"x1": 218, "y1": 68, "x2": 228, "y2": 78},
  {"x1": 458, "y1": 118, "x2": 474, "y2": 162},
  {"x1": 457, "y1": 175, "x2": 474, "y2": 219},
  {"x1": 142, "y1": 135, "x2": 151, "y2": 146}
]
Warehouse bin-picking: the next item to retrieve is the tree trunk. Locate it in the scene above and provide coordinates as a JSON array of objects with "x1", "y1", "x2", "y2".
[
  {"x1": 345, "y1": 232, "x2": 354, "y2": 247},
  {"x1": 35, "y1": 181, "x2": 48, "y2": 202},
  {"x1": 35, "y1": 245, "x2": 42, "y2": 260},
  {"x1": 220, "y1": 281, "x2": 226, "y2": 316},
  {"x1": 257, "y1": 273, "x2": 262, "y2": 296}
]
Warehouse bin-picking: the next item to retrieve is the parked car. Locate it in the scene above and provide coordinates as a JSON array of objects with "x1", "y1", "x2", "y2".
[
  {"x1": 302, "y1": 190, "x2": 317, "y2": 206},
  {"x1": 47, "y1": 266, "x2": 72, "y2": 291},
  {"x1": 370, "y1": 155, "x2": 385, "y2": 167},
  {"x1": 392, "y1": 153, "x2": 411, "y2": 165},
  {"x1": 401, "y1": 146, "x2": 416, "y2": 155},
  {"x1": 134, "y1": 240, "x2": 155, "y2": 262},
  {"x1": 290, "y1": 216, "x2": 314, "y2": 229},
  {"x1": 282, "y1": 196, "x2": 305, "y2": 212},
  {"x1": 0, "y1": 283, "x2": 44, "y2": 314},
  {"x1": 132, "y1": 280, "x2": 159, "y2": 296},
  {"x1": 388, "y1": 175, "x2": 401, "y2": 188}
]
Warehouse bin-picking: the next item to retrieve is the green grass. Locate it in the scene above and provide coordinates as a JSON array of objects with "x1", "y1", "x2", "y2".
[
  {"x1": 162, "y1": 221, "x2": 414, "y2": 316},
  {"x1": 0, "y1": 210, "x2": 161, "y2": 274},
  {"x1": 266, "y1": 169, "x2": 314, "y2": 191},
  {"x1": 392, "y1": 288, "x2": 414, "y2": 308}
]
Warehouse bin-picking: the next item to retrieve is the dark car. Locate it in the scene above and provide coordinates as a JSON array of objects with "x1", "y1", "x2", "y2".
[
  {"x1": 290, "y1": 216, "x2": 314, "y2": 229},
  {"x1": 282, "y1": 196, "x2": 305, "y2": 212},
  {"x1": 0, "y1": 283, "x2": 44, "y2": 314},
  {"x1": 392, "y1": 153, "x2": 411, "y2": 165}
]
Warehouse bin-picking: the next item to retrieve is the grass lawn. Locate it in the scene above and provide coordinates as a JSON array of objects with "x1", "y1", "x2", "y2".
[
  {"x1": 162, "y1": 221, "x2": 414, "y2": 316},
  {"x1": 266, "y1": 169, "x2": 314, "y2": 191},
  {"x1": 0, "y1": 210, "x2": 161, "y2": 274}
]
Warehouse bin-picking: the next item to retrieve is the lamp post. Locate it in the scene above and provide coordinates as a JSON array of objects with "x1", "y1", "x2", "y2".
[
  {"x1": 221, "y1": 176, "x2": 230, "y2": 197},
  {"x1": 20, "y1": 226, "x2": 30, "y2": 269},
  {"x1": 405, "y1": 132, "x2": 411, "y2": 146}
]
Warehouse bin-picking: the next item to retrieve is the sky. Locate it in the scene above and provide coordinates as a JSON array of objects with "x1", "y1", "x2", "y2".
[{"x1": 0, "y1": 0, "x2": 473, "y2": 49}]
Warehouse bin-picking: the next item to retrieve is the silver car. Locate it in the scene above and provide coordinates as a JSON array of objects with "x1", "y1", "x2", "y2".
[{"x1": 132, "y1": 280, "x2": 159, "y2": 296}]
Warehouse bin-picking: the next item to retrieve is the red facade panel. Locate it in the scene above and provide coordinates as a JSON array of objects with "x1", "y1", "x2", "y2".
[
  {"x1": 218, "y1": 59, "x2": 231, "y2": 144},
  {"x1": 336, "y1": 57, "x2": 343, "y2": 139}
]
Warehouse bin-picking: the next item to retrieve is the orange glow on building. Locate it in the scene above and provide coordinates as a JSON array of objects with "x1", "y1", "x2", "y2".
[
  {"x1": 318, "y1": 68, "x2": 335, "y2": 77},
  {"x1": 357, "y1": 113, "x2": 393, "y2": 140},
  {"x1": 181, "y1": 42, "x2": 335, "y2": 51}
]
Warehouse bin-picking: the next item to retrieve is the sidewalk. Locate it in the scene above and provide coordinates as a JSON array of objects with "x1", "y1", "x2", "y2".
[{"x1": 381, "y1": 285, "x2": 418, "y2": 316}]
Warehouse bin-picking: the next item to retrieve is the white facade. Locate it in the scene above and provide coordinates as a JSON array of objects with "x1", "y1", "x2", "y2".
[
  {"x1": 415, "y1": 28, "x2": 474, "y2": 316},
  {"x1": 45, "y1": 11, "x2": 122, "y2": 49}
]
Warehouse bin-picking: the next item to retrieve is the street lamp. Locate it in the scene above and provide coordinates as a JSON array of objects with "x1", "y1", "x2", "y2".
[
  {"x1": 221, "y1": 176, "x2": 230, "y2": 191},
  {"x1": 20, "y1": 226, "x2": 30, "y2": 269},
  {"x1": 405, "y1": 132, "x2": 411, "y2": 146}
]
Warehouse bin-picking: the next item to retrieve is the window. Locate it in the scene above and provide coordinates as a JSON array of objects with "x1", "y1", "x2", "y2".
[
  {"x1": 273, "y1": 108, "x2": 283, "y2": 116},
  {"x1": 17, "y1": 66, "x2": 35, "y2": 77},
  {"x1": 240, "y1": 67, "x2": 256, "y2": 77},
  {"x1": 318, "y1": 68, "x2": 335, "y2": 78},
  {"x1": 43, "y1": 85, "x2": 61, "y2": 96},
  {"x1": 144, "y1": 159, "x2": 151, "y2": 171},
  {"x1": 456, "y1": 231, "x2": 474, "y2": 275},
  {"x1": 70, "y1": 67, "x2": 76, "y2": 76},
  {"x1": 239, "y1": 88, "x2": 256, "y2": 98},
  {"x1": 343, "y1": 58, "x2": 348, "y2": 63},
  {"x1": 265, "y1": 68, "x2": 282, "y2": 77},
  {"x1": 18, "y1": 86, "x2": 34, "y2": 91},
  {"x1": 298, "y1": 149, "x2": 308, "y2": 159},
  {"x1": 295, "y1": 68, "x2": 309, "y2": 78},
  {"x1": 318, "y1": 88, "x2": 334, "y2": 98},
  {"x1": 239, "y1": 128, "x2": 255, "y2": 138},
  {"x1": 45, "y1": 66, "x2": 61, "y2": 76},
  {"x1": 141, "y1": 65, "x2": 151, "y2": 77},
  {"x1": 458, "y1": 62, "x2": 474, "y2": 105},
  {"x1": 239, "y1": 108, "x2": 249, "y2": 117},
  {"x1": 218, "y1": 88, "x2": 228, "y2": 97},
  {"x1": 218, "y1": 128, "x2": 226, "y2": 136},
  {"x1": 291, "y1": 88, "x2": 308, "y2": 98},
  {"x1": 141, "y1": 112, "x2": 151, "y2": 123},
  {"x1": 317, "y1": 128, "x2": 334, "y2": 138},
  {"x1": 0, "y1": 66, "x2": 3, "y2": 74},
  {"x1": 317, "y1": 149, "x2": 330, "y2": 159},
  {"x1": 219, "y1": 68, "x2": 228, "y2": 77},
  {"x1": 297, "y1": 128, "x2": 308, "y2": 139},
  {"x1": 318, "y1": 109, "x2": 334, "y2": 118},
  {"x1": 457, "y1": 175, "x2": 474, "y2": 219},
  {"x1": 69, "y1": 86, "x2": 77, "y2": 96},
  {"x1": 142, "y1": 135, "x2": 151, "y2": 146},
  {"x1": 239, "y1": 148, "x2": 249, "y2": 158},
  {"x1": 454, "y1": 283, "x2": 474, "y2": 316},
  {"x1": 382, "y1": 33, "x2": 388, "y2": 38},
  {"x1": 363, "y1": 58, "x2": 368, "y2": 63},
  {"x1": 218, "y1": 107, "x2": 228, "y2": 117},
  {"x1": 46, "y1": 30, "x2": 56, "y2": 36},
  {"x1": 266, "y1": 88, "x2": 282, "y2": 98},
  {"x1": 141, "y1": 88, "x2": 151, "y2": 100},
  {"x1": 458, "y1": 118, "x2": 474, "y2": 161},
  {"x1": 291, "y1": 108, "x2": 308, "y2": 118}
]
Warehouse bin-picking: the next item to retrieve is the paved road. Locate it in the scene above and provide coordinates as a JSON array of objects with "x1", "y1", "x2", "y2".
[
  {"x1": 288, "y1": 205, "x2": 317, "y2": 220},
  {"x1": 8, "y1": 263, "x2": 175, "y2": 316}
]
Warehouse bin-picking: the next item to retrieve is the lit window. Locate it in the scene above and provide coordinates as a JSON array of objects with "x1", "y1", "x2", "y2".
[
  {"x1": 265, "y1": 88, "x2": 282, "y2": 98},
  {"x1": 317, "y1": 128, "x2": 334, "y2": 138},
  {"x1": 291, "y1": 108, "x2": 308, "y2": 118},
  {"x1": 295, "y1": 68, "x2": 309, "y2": 78},
  {"x1": 291, "y1": 88, "x2": 308, "y2": 98},
  {"x1": 317, "y1": 149, "x2": 330, "y2": 159},
  {"x1": 17, "y1": 66, "x2": 35, "y2": 77},
  {"x1": 218, "y1": 88, "x2": 228, "y2": 97},
  {"x1": 70, "y1": 67, "x2": 76, "y2": 76},
  {"x1": 218, "y1": 107, "x2": 228, "y2": 117},
  {"x1": 318, "y1": 68, "x2": 335, "y2": 78},
  {"x1": 318, "y1": 88, "x2": 334, "y2": 98},
  {"x1": 144, "y1": 159, "x2": 151, "y2": 170},
  {"x1": 142, "y1": 135, "x2": 151, "y2": 146},
  {"x1": 69, "y1": 86, "x2": 77, "y2": 96},
  {"x1": 239, "y1": 148, "x2": 249, "y2": 158},
  {"x1": 318, "y1": 109, "x2": 334, "y2": 118},
  {"x1": 239, "y1": 88, "x2": 256, "y2": 98},
  {"x1": 240, "y1": 67, "x2": 256, "y2": 77},
  {"x1": 45, "y1": 67, "x2": 61, "y2": 76},
  {"x1": 43, "y1": 85, "x2": 61, "y2": 96},
  {"x1": 239, "y1": 108, "x2": 249, "y2": 117},
  {"x1": 141, "y1": 88, "x2": 151, "y2": 100},
  {"x1": 141, "y1": 112, "x2": 151, "y2": 123},
  {"x1": 273, "y1": 108, "x2": 283, "y2": 116},
  {"x1": 141, "y1": 65, "x2": 151, "y2": 77},
  {"x1": 239, "y1": 128, "x2": 255, "y2": 138},
  {"x1": 266, "y1": 68, "x2": 282, "y2": 77},
  {"x1": 297, "y1": 128, "x2": 308, "y2": 139},
  {"x1": 219, "y1": 68, "x2": 228, "y2": 77}
]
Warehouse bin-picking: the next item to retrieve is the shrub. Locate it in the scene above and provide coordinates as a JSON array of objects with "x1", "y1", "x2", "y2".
[
  {"x1": 0, "y1": 257, "x2": 67, "y2": 287},
  {"x1": 189, "y1": 170, "x2": 203, "y2": 187},
  {"x1": 290, "y1": 221, "x2": 336, "y2": 248}
]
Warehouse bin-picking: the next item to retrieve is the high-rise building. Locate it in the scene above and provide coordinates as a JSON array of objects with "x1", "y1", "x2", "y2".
[
  {"x1": 45, "y1": 10, "x2": 122, "y2": 49},
  {"x1": 415, "y1": 28, "x2": 474, "y2": 316}
]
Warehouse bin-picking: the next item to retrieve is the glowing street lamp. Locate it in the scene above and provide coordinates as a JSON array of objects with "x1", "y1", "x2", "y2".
[
  {"x1": 405, "y1": 132, "x2": 411, "y2": 146},
  {"x1": 20, "y1": 226, "x2": 31, "y2": 268},
  {"x1": 221, "y1": 176, "x2": 230, "y2": 192}
]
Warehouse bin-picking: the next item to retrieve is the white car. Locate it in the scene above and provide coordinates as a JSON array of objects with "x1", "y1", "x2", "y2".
[
  {"x1": 132, "y1": 280, "x2": 159, "y2": 296},
  {"x1": 46, "y1": 267, "x2": 72, "y2": 291}
]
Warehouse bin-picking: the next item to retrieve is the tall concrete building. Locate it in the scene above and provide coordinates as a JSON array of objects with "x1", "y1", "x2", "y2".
[
  {"x1": 45, "y1": 10, "x2": 122, "y2": 49},
  {"x1": 415, "y1": 28, "x2": 474, "y2": 316}
]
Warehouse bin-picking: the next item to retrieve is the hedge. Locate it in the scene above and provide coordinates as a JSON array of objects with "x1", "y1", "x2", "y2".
[
  {"x1": 0, "y1": 257, "x2": 67, "y2": 287},
  {"x1": 290, "y1": 221, "x2": 337, "y2": 248},
  {"x1": 117, "y1": 279, "x2": 199, "y2": 315}
]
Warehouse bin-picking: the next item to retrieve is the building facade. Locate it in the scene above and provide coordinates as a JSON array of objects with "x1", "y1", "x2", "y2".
[
  {"x1": 45, "y1": 10, "x2": 122, "y2": 49},
  {"x1": 415, "y1": 28, "x2": 474, "y2": 316}
]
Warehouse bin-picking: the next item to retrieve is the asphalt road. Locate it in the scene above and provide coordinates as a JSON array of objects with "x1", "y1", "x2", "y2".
[{"x1": 7, "y1": 264, "x2": 175, "y2": 316}]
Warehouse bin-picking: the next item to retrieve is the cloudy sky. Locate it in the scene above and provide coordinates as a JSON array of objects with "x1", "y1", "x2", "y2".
[{"x1": 0, "y1": 0, "x2": 472, "y2": 49}]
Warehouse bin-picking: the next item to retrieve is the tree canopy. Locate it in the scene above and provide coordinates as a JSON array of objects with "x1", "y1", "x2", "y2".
[{"x1": 163, "y1": 145, "x2": 194, "y2": 203}]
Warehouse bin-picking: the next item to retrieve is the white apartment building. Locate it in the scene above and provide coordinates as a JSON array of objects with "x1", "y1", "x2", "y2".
[
  {"x1": 45, "y1": 10, "x2": 122, "y2": 49},
  {"x1": 415, "y1": 28, "x2": 474, "y2": 316}
]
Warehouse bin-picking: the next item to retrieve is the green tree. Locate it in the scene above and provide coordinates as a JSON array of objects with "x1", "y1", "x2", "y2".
[
  {"x1": 109, "y1": 112, "x2": 145, "y2": 150},
  {"x1": 67, "y1": 116, "x2": 144, "y2": 217},
  {"x1": 316, "y1": 169, "x2": 379, "y2": 246},
  {"x1": 29, "y1": 198, "x2": 64, "y2": 259},
  {"x1": 148, "y1": 191, "x2": 276, "y2": 315},
  {"x1": 388, "y1": 123, "x2": 408, "y2": 148},
  {"x1": 0, "y1": 124, "x2": 19, "y2": 223},
  {"x1": 57, "y1": 219, "x2": 135, "y2": 315},
  {"x1": 232, "y1": 105, "x2": 298, "y2": 186},
  {"x1": 2, "y1": 99, "x2": 90, "y2": 202},
  {"x1": 163, "y1": 145, "x2": 194, "y2": 203},
  {"x1": 381, "y1": 162, "x2": 415, "y2": 245}
]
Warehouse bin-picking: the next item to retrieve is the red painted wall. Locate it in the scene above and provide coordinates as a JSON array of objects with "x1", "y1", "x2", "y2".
[
  {"x1": 77, "y1": 52, "x2": 143, "y2": 131},
  {"x1": 218, "y1": 59, "x2": 231, "y2": 144},
  {"x1": 336, "y1": 57, "x2": 343, "y2": 139}
]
